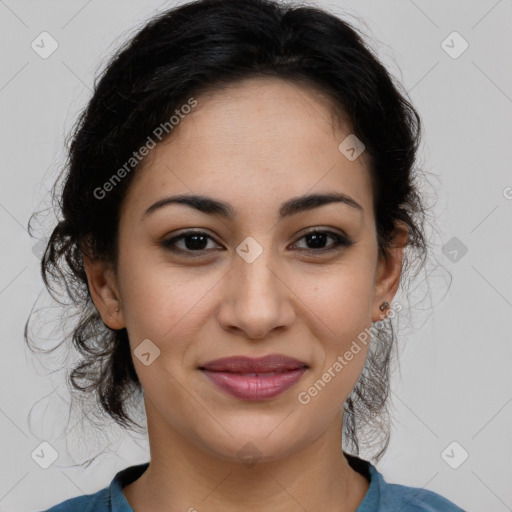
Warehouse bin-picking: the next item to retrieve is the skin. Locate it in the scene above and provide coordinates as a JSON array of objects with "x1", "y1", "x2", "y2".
[{"x1": 83, "y1": 77, "x2": 407, "y2": 512}]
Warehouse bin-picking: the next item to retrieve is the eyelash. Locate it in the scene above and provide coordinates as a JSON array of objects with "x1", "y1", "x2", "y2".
[{"x1": 161, "y1": 229, "x2": 354, "y2": 257}]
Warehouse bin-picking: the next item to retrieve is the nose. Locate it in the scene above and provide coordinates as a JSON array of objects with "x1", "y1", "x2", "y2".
[{"x1": 216, "y1": 244, "x2": 295, "y2": 340}]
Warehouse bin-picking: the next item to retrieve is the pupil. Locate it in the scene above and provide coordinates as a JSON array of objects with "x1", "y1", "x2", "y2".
[
  {"x1": 186, "y1": 234, "x2": 207, "y2": 250},
  {"x1": 307, "y1": 233, "x2": 326, "y2": 249}
]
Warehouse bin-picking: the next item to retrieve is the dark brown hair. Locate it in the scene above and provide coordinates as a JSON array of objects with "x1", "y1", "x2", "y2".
[{"x1": 26, "y1": 0, "x2": 430, "y2": 464}]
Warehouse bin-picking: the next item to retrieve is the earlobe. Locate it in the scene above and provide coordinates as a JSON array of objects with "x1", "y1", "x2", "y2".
[
  {"x1": 82, "y1": 252, "x2": 126, "y2": 330},
  {"x1": 372, "y1": 224, "x2": 408, "y2": 322}
]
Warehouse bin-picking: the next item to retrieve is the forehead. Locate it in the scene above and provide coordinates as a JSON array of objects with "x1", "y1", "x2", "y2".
[{"x1": 122, "y1": 77, "x2": 374, "y2": 221}]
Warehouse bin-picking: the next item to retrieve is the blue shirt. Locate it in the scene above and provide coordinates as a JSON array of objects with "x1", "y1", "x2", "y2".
[{"x1": 40, "y1": 454, "x2": 465, "y2": 511}]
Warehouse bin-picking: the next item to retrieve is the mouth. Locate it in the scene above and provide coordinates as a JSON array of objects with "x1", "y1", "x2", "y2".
[
  {"x1": 199, "y1": 354, "x2": 308, "y2": 373},
  {"x1": 198, "y1": 354, "x2": 309, "y2": 401}
]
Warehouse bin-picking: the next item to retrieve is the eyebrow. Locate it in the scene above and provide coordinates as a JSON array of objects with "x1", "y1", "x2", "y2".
[{"x1": 142, "y1": 191, "x2": 363, "y2": 220}]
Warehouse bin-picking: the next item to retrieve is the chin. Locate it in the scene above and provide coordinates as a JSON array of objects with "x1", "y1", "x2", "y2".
[{"x1": 195, "y1": 420, "x2": 312, "y2": 465}]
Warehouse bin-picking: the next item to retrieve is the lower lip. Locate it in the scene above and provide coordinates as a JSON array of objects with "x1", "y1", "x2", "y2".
[{"x1": 200, "y1": 368, "x2": 307, "y2": 400}]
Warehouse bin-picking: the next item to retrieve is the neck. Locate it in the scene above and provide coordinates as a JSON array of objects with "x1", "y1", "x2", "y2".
[{"x1": 123, "y1": 400, "x2": 369, "y2": 512}]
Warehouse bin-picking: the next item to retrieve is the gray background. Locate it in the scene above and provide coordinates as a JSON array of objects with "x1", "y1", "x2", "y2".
[{"x1": 1, "y1": 0, "x2": 511, "y2": 511}]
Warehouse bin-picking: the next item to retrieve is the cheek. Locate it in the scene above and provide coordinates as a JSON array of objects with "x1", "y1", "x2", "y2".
[
  {"x1": 296, "y1": 262, "x2": 375, "y2": 337},
  {"x1": 117, "y1": 253, "x2": 220, "y2": 354},
  {"x1": 293, "y1": 265, "x2": 374, "y2": 402},
  {"x1": 116, "y1": 260, "x2": 210, "y2": 412}
]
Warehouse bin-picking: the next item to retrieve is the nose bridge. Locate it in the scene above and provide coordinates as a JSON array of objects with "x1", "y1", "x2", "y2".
[
  {"x1": 221, "y1": 234, "x2": 292, "y2": 337},
  {"x1": 235, "y1": 235, "x2": 282, "y2": 303}
]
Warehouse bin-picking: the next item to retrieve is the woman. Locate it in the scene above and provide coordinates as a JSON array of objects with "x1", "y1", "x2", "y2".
[{"x1": 32, "y1": 0, "x2": 465, "y2": 510}]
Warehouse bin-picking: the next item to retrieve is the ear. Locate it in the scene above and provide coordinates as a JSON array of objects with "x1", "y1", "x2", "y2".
[
  {"x1": 372, "y1": 222, "x2": 408, "y2": 322},
  {"x1": 82, "y1": 252, "x2": 126, "y2": 330}
]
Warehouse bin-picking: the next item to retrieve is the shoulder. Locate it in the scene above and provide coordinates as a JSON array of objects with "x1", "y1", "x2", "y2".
[
  {"x1": 344, "y1": 453, "x2": 466, "y2": 512},
  {"x1": 39, "y1": 487, "x2": 110, "y2": 512},
  {"x1": 370, "y1": 465, "x2": 466, "y2": 511},
  {"x1": 38, "y1": 462, "x2": 149, "y2": 512}
]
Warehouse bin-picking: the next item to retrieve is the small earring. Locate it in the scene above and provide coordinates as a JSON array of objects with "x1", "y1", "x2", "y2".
[{"x1": 379, "y1": 301, "x2": 389, "y2": 311}]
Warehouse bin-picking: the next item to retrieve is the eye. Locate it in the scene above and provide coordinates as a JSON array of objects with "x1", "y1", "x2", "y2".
[
  {"x1": 161, "y1": 228, "x2": 354, "y2": 258},
  {"x1": 161, "y1": 230, "x2": 221, "y2": 257},
  {"x1": 291, "y1": 229, "x2": 354, "y2": 253}
]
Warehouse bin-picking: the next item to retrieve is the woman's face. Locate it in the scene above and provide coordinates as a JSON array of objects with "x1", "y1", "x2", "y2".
[{"x1": 86, "y1": 77, "x2": 403, "y2": 464}]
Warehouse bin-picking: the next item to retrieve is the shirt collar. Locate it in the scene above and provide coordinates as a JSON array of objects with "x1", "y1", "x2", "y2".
[
  {"x1": 109, "y1": 462, "x2": 149, "y2": 511},
  {"x1": 108, "y1": 455, "x2": 381, "y2": 512}
]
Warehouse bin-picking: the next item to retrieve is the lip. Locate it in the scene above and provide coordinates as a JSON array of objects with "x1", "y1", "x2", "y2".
[
  {"x1": 199, "y1": 354, "x2": 309, "y2": 401},
  {"x1": 199, "y1": 354, "x2": 308, "y2": 373}
]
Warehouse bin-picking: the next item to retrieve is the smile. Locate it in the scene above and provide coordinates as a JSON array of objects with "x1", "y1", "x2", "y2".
[{"x1": 200, "y1": 368, "x2": 308, "y2": 400}]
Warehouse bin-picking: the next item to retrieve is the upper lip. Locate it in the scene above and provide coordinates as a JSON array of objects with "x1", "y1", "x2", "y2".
[{"x1": 199, "y1": 354, "x2": 308, "y2": 373}]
